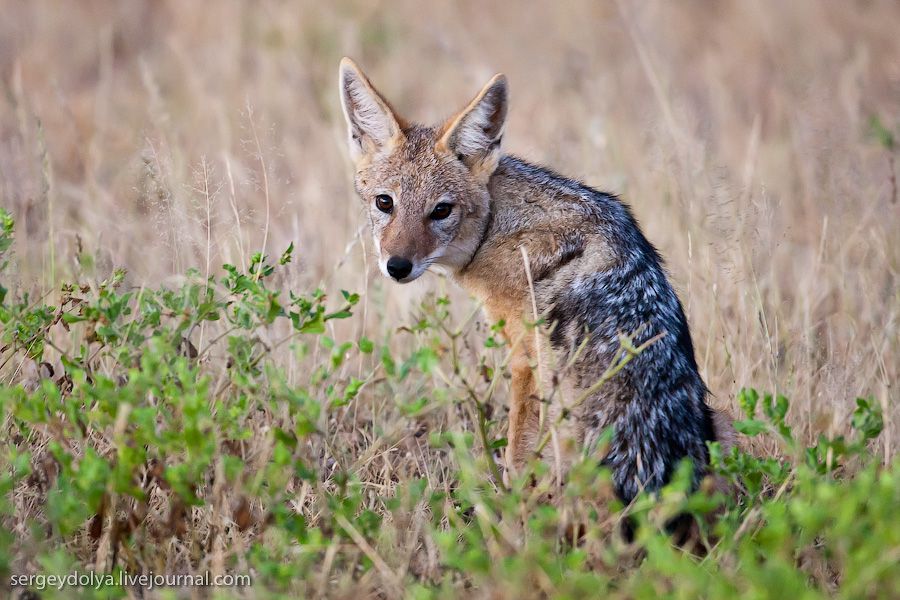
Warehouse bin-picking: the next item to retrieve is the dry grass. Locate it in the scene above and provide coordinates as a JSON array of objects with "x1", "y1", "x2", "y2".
[{"x1": 1, "y1": 0, "x2": 898, "y2": 595}]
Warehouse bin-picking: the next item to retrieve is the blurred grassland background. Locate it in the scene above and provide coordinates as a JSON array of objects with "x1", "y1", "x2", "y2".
[{"x1": 1, "y1": 0, "x2": 897, "y2": 455}]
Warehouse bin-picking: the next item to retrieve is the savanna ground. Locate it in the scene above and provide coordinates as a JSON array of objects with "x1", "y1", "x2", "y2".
[{"x1": 0, "y1": 1, "x2": 898, "y2": 598}]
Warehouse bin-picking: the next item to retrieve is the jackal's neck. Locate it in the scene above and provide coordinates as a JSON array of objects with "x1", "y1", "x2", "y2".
[
  {"x1": 454, "y1": 154, "x2": 570, "y2": 324},
  {"x1": 453, "y1": 154, "x2": 634, "y2": 327}
]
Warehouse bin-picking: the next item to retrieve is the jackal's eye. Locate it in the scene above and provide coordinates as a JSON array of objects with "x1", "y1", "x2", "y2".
[
  {"x1": 429, "y1": 202, "x2": 453, "y2": 221},
  {"x1": 374, "y1": 194, "x2": 393, "y2": 214}
]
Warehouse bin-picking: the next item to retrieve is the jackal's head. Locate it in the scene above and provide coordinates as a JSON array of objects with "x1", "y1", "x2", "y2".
[{"x1": 338, "y1": 58, "x2": 507, "y2": 283}]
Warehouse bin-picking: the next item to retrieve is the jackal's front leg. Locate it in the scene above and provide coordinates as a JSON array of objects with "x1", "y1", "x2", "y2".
[{"x1": 506, "y1": 350, "x2": 541, "y2": 474}]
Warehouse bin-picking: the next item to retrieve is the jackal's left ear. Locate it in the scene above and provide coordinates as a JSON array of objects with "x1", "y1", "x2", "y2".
[
  {"x1": 438, "y1": 74, "x2": 508, "y2": 174},
  {"x1": 339, "y1": 57, "x2": 405, "y2": 161}
]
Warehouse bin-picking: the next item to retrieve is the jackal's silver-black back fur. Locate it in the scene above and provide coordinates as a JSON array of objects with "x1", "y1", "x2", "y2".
[{"x1": 500, "y1": 156, "x2": 717, "y2": 502}]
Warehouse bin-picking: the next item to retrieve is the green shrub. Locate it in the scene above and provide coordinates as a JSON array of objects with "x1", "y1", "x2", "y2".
[{"x1": 0, "y1": 209, "x2": 896, "y2": 599}]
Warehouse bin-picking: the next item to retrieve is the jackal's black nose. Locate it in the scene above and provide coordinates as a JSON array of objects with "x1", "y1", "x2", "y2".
[{"x1": 386, "y1": 257, "x2": 413, "y2": 280}]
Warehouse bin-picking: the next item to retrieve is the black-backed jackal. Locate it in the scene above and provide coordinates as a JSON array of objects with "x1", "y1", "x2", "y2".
[{"x1": 338, "y1": 58, "x2": 733, "y2": 504}]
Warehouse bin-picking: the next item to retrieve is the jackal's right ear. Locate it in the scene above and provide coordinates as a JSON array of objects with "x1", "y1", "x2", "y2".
[
  {"x1": 437, "y1": 74, "x2": 508, "y2": 175},
  {"x1": 339, "y1": 58, "x2": 405, "y2": 161}
]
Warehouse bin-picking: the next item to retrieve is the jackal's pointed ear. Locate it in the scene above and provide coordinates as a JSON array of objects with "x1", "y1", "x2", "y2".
[
  {"x1": 339, "y1": 58, "x2": 405, "y2": 161},
  {"x1": 438, "y1": 74, "x2": 508, "y2": 173}
]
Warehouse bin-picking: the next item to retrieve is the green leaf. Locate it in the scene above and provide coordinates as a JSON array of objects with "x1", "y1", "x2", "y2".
[
  {"x1": 400, "y1": 396, "x2": 428, "y2": 416},
  {"x1": 413, "y1": 347, "x2": 439, "y2": 374},
  {"x1": 324, "y1": 310, "x2": 353, "y2": 321},
  {"x1": 733, "y1": 418, "x2": 768, "y2": 436},
  {"x1": 298, "y1": 312, "x2": 325, "y2": 334},
  {"x1": 868, "y1": 114, "x2": 896, "y2": 151},
  {"x1": 279, "y1": 242, "x2": 295, "y2": 265},
  {"x1": 358, "y1": 337, "x2": 374, "y2": 354},
  {"x1": 851, "y1": 397, "x2": 883, "y2": 442},
  {"x1": 738, "y1": 387, "x2": 759, "y2": 418},
  {"x1": 380, "y1": 346, "x2": 396, "y2": 377}
]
